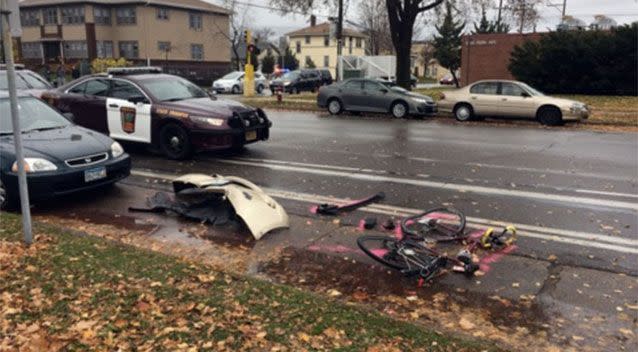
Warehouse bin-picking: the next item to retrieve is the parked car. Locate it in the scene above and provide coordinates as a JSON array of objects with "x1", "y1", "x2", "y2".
[
  {"x1": 269, "y1": 69, "x2": 321, "y2": 94},
  {"x1": 41, "y1": 67, "x2": 271, "y2": 159},
  {"x1": 212, "y1": 71, "x2": 268, "y2": 94},
  {"x1": 439, "y1": 75, "x2": 455, "y2": 85},
  {"x1": 0, "y1": 64, "x2": 53, "y2": 97},
  {"x1": 0, "y1": 92, "x2": 131, "y2": 209},
  {"x1": 317, "y1": 78, "x2": 437, "y2": 118},
  {"x1": 438, "y1": 80, "x2": 589, "y2": 125},
  {"x1": 318, "y1": 69, "x2": 333, "y2": 86}
]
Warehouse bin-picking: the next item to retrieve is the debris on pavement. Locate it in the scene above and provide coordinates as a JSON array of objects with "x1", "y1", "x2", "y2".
[
  {"x1": 311, "y1": 192, "x2": 385, "y2": 215},
  {"x1": 130, "y1": 173, "x2": 289, "y2": 240}
]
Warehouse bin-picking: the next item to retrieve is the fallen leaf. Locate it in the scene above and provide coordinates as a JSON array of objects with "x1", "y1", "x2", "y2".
[
  {"x1": 459, "y1": 317, "x2": 475, "y2": 330},
  {"x1": 327, "y1": 289, "x2": 342, "y2": 297}
]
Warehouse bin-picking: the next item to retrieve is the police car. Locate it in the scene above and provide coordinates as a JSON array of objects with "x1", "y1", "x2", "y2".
[{"x1": 41, "y1": 67, "x2": 271, "y2": 159}]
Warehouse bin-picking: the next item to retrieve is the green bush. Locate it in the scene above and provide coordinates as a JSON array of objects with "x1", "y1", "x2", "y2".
[{"x1": 508, "y1": 24, "x2": 637, "y2": 95}]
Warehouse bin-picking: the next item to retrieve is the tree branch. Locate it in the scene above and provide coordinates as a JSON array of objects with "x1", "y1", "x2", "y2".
[{"x1": 418, "y1": 0, "x2": 444, "y2": 12}]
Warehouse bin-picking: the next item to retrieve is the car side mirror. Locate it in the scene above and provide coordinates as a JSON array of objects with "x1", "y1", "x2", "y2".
[
  {"x1": 62, "y1": 112, "x2": 75, "y2": 121},
  {"x1": 380, "y1": 88, "x2": 388, "y2": 94},
  {"x1": 521, "y1": 91, "x2": 531, "y2": 98}
]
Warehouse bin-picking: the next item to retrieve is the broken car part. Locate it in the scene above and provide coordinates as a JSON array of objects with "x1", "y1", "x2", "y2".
[
  {"x1": 312, "y1": 192, "x2": 385, "y2": 215},
  {"x1": 172, "y1": 173, "x2": 289, "y2": 240}
]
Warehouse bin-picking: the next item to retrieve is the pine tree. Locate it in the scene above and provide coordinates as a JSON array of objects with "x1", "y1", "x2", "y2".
[
  {"x1": 261, "y1": 49, "x2": 275, "y2": 74},
  {"x1": 305, "y1": 56, "x2": 317, "y2": 68},
  {"x1": 473, "y1": 6, "x2": 491, "y2": 34},
  {"x1": 433, "y1": 2, "x2": 465, "y2": 87},
  {"x1": 278, "y1": 46, "x2": 299, "y2": 70}
]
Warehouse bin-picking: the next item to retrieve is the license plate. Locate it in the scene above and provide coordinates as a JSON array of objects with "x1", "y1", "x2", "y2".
[
  {"x1": 84, "y1": 167, "x2": 107, "y2": 183},
  {"x1": 245, "y1": 131, "x2": 257, "y2": 141}
]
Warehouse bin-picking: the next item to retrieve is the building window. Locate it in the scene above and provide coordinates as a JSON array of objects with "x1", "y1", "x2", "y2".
[
  {"x1": 305, "y1": 35, "x2": 310, "y2": 44},
  {"x1": 191, "y1": 44, "x2": 204, "y2": 60},
  {"x1": 43, "y1": 7, "x2": 58, "y2": 25},
  {"x1": 96, "y1": 41, "x2": 113, "y2": 58},
  {"x1": 119, "y1": 41, "x2": 139, "y2": 58},
  {"x1": 64, "y1": 41, "x2": 88, "y2": 58},
  {"x1": 61, "y1": 6, "x2": 84, "y2": 24},
  {"x1": 157, "y1": 7, "x2": 169, "y2": 20},
  {"x1": 295, "y1": 41, "x2": 301, "y2": 54},
  {"x1": 20, "y1": 10, "x2": 40, "y2": 27},
  {"x1": 349, "y1": 37, "x2": 352, "y2": 54},
  {"x1": 116, "y1": 7, "x2": 136, "y2": 25},
  {"x1": 323, "y1": 35, "x2": 329, "y2": 46},
  {"x1": 323, "y1": 55, "x2": 329, "y2": 67},
  {"x1": 158, "y1": 41, "x2": 171, "y2": 52},
  {"x1": 94, "y1": 6, "x2": 111, "y2": 25},
  {"x1": 356, "y1": 38, "x2": 362, "y2": 48},
  {"x1": 21, "y1": 42, "x2": 42, "y2": 59},
  {"x1": 189, "y1": 12, "x2": 202, "y2": 30}
]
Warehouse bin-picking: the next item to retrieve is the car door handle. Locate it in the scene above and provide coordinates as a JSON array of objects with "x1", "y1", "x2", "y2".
[
  {"x1": 501, "y1": 98, "x2": 507, "y2": 101},
  {"x1": 471, "y1": 96, "x2": 477, "y2": 100},
  {"x1": 108, "y1": 103, "x2": 119, "y2": 108}
]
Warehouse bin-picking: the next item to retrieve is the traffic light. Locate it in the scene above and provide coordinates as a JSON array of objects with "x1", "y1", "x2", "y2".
[{"x1": 243, "y1": 30, "x2": 250, "y2": 43}]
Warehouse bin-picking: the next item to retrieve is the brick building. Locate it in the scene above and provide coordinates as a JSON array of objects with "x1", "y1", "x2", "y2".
[{"x1": 460, "y1": 32, "x2": 542, "y2": 86}]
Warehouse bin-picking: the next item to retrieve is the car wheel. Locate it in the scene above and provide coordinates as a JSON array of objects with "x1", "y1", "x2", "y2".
[
  {"x1": 537, "y1": 106, "x2": 563, "y2": 126},
  {"x1": 0, "y1": 179, "x2": 9, "y2": 210},
  {"x1": 454, "y1": 104, "x2": 474, "y2": 122},
  {"x1": 231, "y1": 85, "x2": 240, "y2": 94},
  {"x1": 256, "y1": 84, "x2": 264, "y2": 94},
  {"x1": 391, "y1": 101, "x2": 409, "y2": 118},
  {"x1": 159, "y1": 123, "x2": 193, "y2": 160},
  {"x1": 327, "y1": 98, "x2": 343, "y2": 115}
]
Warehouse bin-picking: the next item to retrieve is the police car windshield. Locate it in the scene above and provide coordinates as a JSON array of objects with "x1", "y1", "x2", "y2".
[
  {"x1": 0, "y1": 97, "x2": 71, "y2": 134},
  {"x1": 142, "y1": 77, "x2": 208, "y2": 102}
]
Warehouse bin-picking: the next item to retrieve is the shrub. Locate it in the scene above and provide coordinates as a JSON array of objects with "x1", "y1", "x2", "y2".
[
  {"x1": 508, "y1": 23, "x2": 637, "y2": 95},
  {"x1": 91, "y1": 58, "x2": 131, "y2": 74}
]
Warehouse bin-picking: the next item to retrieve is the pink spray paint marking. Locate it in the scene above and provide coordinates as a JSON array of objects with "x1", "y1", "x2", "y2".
[
  {"x1": 370, "y1": 248, "x2": 389, "y2": 257},
  {"x1": 309, "y1": 205, "x2": 319, "y2": 214},
  {"x1": 357, "y1": 219, "x2": 366, "y2": 231},
  {"x1": 307, "y1": 244, "x2": 359, "y2": 254},
  {"x1": 479, "y1": 244, "x2": 517, "y2": 273}
]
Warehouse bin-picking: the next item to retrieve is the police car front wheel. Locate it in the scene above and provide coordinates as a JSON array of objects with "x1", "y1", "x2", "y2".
[{"x1": 159, "y1": 123, "x2": 193, "y2": 160}]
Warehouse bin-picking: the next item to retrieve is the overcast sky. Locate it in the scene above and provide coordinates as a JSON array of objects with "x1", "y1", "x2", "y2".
[{"x1": 206, "y1": 0, "x2": 638, "y2": 39}]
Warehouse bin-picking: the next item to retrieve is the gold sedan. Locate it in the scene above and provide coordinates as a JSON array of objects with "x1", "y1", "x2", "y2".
[{"x1": 438, "y1": 80, "x2": 589, "y2": 126}]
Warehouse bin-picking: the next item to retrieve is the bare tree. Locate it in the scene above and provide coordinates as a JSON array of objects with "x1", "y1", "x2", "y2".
[
  {"x1": 507, "y1": 0, "x2": 542, "y2": 33},
  {"x1": 210, "y1": 0, "x2": 252, "y2": 70},
  {"x1": 358, "y1": 0, "x2": 393, "y2": 55}
]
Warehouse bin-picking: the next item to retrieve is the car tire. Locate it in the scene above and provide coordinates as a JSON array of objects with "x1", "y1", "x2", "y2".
[
  {"x1": 327, "y1": 98, "x2": 343, "y2": 115},
  {"x1": 537, "y1": 106, "x2": 563, "y2": 126},
  {"x1": 256, "y1": 84, "x2": 264, "y2": 94},
  {"x1": 454, "y1": 103, "x2": 474, "y2": 122},
  {"x1": 232, "y1": 85, "x2": 240, "y2": 94},
  {"x1": 0, "y1": 179, "x2": 10, "y2": 210},
  {"x1": 390, "y1": 101, "x2": 409, "y2": 118},
  {"x1": 159, "y1": 123, "x2": 193, "y2": 160}
]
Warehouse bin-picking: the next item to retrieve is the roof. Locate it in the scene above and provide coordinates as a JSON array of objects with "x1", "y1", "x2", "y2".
[
  {"x1": 286, "y1": 22, "x2": 367, "y2": 39},
  {"x1": 19, "y1": 0, "x2": 230, "y2": 15}
]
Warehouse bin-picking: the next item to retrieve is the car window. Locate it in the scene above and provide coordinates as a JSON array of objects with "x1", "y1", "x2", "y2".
[
  {"x1": 68, "y1": 81, "x2": 87, "y2": 94},
  {"x1": 109, "y1": 80, "x2": 147, "y2": 101},
  {"x1": 0, "y1": 72, "x2": 29, "y2": 90},
  {"x1": 0, "y1": 97, "x2": 72, "y2": 134},
  {"x1": 470, "y1": 82, "x2": 498, "y2": 95},
  {"x1": 364, "y1": 81, "x2": 385, "y2": 91},
  {"x1": 501, "y1": 83, "x2": 526, "y2": 96},
  {"x1": 84, "y1": 79, "x2": 110, "y2": 96},
  {"x1": 20, "y1": 72, "x2": 51, "y2": 89},
  {"x1": 344, "y1": 80, "x2": 362, "y2": 90},
  {"x1": 141, "y1": 76, "x2": 208, "y2": 102}
]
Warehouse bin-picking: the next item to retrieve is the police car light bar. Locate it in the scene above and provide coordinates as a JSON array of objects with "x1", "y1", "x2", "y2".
[{"x1": 107, "y1": 66, "x2": 163, "y2": 75}]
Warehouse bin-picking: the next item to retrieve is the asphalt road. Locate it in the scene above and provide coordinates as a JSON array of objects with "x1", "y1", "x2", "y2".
[{"x1": 128, "y1": 109, "x2": 638, "y2": 275}]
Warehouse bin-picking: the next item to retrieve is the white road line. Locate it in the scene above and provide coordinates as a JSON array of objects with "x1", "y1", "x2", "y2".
[
  {"x1": 210, "y1": 159, "x2": 638, "y2": 211},
  {"x1": 130, "y1": 169, "x2": 638, "y2": 254},
  {"x1": 575, "y1": 189, "x2": 638, "y2": 199}
]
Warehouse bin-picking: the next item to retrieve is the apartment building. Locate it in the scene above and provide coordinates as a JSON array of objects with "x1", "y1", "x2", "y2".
[
  {"x1": 17, "y1": 0, "x2": 232, "y2": 83},
  {"x1": 286, "y1": 19, "x2": 367, "y2": 77}
]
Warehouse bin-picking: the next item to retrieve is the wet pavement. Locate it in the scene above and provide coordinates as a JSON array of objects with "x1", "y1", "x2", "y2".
[{"x1": 26, "y1": 109, "x2": 638, "y2": 351}]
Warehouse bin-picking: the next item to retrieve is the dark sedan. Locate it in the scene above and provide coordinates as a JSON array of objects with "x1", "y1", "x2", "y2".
[
  {"x1": 317, "y1": 79, "x2": 437, "y2": 118},
  {"x1": 0, "y1": 65, "x2": 53, "y2": 97},
  {"x1": 0, "y1": 93, "x2": 131, "y2": 209},
  {"x1": 42, "y1": 67, "x2": 271, "y2": 159}
]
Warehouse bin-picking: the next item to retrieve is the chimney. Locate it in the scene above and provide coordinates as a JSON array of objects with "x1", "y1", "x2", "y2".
[{"x1": 310, "y1": 15, "x2": 316, "y2": 27}]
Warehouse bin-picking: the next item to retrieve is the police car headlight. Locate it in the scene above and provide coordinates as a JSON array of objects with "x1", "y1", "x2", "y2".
[
  {"x1": 111, "y1": 142, "x2": 124, "y2": 158},
  {"x1": 11, "y1": 158, "x2": 57, "y2": 173},
  {"x1": 191, "y1": 116, "x2": 225, "y2": 127}
]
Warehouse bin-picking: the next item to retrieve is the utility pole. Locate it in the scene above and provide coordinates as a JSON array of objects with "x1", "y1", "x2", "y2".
[
  {"x1": 561, "y1": 0, "x2": 567, "y2": 18},
  {"x1": 335, "y1": 0, "x2": 343, "y2": 81},
  {"x1": 518, "y1": 2, "x2": 527, "y2": 33},
  {"x1": 1, "y1": 0, "x2": 33, "y2": 245}
]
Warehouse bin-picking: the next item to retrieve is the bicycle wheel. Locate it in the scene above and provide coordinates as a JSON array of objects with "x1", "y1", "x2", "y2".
[
  {"x1": 401, "y1": 208, "x2": 467, "y2": 242},
  {"x1": 357, "y1": 236, "x2": 439, "y2": 273}
]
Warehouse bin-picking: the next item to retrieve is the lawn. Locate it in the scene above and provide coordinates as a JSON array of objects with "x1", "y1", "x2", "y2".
[{"x1": 0, "y1": 212, "x2": 500, "y2": 351}]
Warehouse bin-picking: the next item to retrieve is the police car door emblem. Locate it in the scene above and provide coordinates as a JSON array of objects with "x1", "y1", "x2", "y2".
[{"x1": 120, "y1": 107, "x2": 137, "y2": 133}]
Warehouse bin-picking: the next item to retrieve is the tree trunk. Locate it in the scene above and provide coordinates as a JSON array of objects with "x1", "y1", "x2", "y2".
[
  {"x1": 450, "y1": 69, "x2": 460, "y2": 88},
  {"x1": 396, "y1": 37, "x2": 413, "y2": 89}
]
